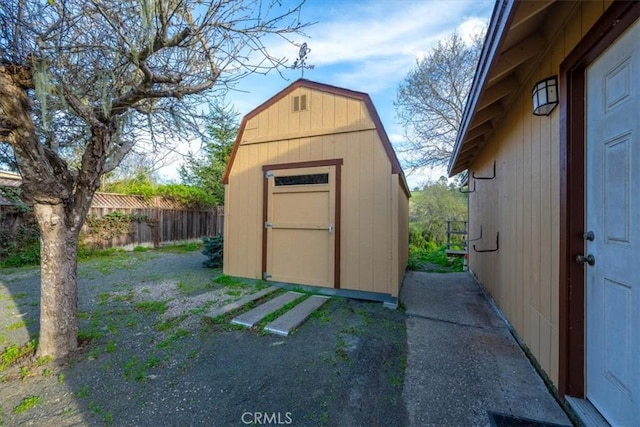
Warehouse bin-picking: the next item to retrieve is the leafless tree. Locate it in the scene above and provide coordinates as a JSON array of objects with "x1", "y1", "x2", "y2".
[
  {"x1": 395, "y1": 31, "x2": 484, "y2": 170},
  {"x1": 0, "y1": 0, "x2": 309, "y2": 359}
]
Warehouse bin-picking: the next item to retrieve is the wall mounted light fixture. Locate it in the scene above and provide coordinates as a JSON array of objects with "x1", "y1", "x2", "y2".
[{"x1": 532, "y1": 76, "x2": 558, "y2": 116}]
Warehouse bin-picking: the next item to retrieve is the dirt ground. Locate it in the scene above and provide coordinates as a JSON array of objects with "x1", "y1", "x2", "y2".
[{"x1": 0, "y1": 249, "x2": 407, "y2": 426}]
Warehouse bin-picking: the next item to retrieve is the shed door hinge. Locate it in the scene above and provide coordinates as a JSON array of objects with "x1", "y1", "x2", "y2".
[
  {"x1": 263, "y1": 272, "x2": 272, "y2": 280},
  {"x1": 265, "y1": 221, "x2": 272, "y2": 228},
  {"x1": 265, "y1": 171, "x2": 274, "y2": 178}
]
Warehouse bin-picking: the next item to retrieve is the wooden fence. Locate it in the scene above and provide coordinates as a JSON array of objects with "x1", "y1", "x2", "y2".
[{"x1": 0, "y1": 192, "x2": 224, "y2": 252}]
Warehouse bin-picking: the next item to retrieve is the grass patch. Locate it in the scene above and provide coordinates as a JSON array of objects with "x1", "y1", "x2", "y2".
[
  {"x1": 77, "y1": 246, "x2": 127, "y2": 261},
  {"x1": 187, "y1": 300, "x2": 217, "y2": 316},
  {"x1": 112, "y1": 291, "x2": 135, "y2": 303},
  {"x1": 156, "y1": 242, "x2": 202, "y2": 253},
  {"x1": 12, "y1": 396, "x2": 42, "y2": 414},
  {"x1": 355, "y1": 306, "x2": 373, "y2": 325},
  {"x1": 78, "y1": 329, "x2": 103, "y2": 343},
  {"x1": 310, "y1": 306, "x2": 331, "y2": 324},
  {"x1": 0, "y1": 341, "x2": 37, "y2": 371},
  {"x1": 212, "y1": 275, "x2": 247, "y2": 287},
  {"x1": 335, "y1": 335, "x2": 350, "y2": 362},
  {"x1": 156, "y1": 328, "x2": 191, "y2": 350},
  {"x1": 154, "y1": 315, "x2": 187, "y2": 332},
  {"x1": 388, "y1": 372, "x2": 402, "y2": 388},
  {"x1": 76, "y1": 385, "x2": 90, "y2": 398},
  {"x1": 104, "y1": 341, "x2": 117, "y2": 353},
  {"x1": 5, "y1": 320, "x2": 27, "y2": 332},
  {"x1": 123, "y1": 356, "x2": 147, "y2": 382},
  {"x1": 35, "y1": 355, "x2": 51, "y2": 366},
  {"x1": 133, "y1": 301, "x2": 168, "y2": 315},
  {"x1": 176, "y1": 279, "x2": 215, "y2": 296}
]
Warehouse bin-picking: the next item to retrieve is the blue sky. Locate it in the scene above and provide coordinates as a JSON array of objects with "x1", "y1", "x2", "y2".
[{"x1": 167, "y1": 0, "x2": 495, "y2": 188}]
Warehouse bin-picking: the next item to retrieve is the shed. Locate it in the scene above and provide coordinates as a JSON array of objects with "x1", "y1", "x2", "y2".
[
  {"x1": 223, "y1": 79, "x2": 409, "y2": 303},
  {"x1": 448, "y1": 1, "x2": 639, "y2": 425}
]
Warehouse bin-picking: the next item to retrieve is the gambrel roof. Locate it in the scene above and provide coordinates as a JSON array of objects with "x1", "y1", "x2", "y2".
[{"x1": 223, "y1": 79, "x2": 409, "y2": 195}]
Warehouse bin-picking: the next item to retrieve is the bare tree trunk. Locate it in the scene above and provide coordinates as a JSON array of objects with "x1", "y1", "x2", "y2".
[{"x1": 33, "y1": 202, "x2": 79, "y2": 360}]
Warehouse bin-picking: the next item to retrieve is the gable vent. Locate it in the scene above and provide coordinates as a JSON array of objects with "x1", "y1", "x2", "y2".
[{"x1": 292, "y1": 94, "x2": 307, "y2": 112}]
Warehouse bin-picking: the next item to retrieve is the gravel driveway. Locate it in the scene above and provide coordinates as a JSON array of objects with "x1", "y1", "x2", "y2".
[{"x1": 0, "y1": 249, "x2": 407, "y2": 426}]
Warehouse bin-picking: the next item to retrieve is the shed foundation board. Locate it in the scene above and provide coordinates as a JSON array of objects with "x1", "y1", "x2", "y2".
[
  {"x1": 204, "y1": 286, "x2": 278, "y2": 319},
  {"x1": 231, "y1": 291, "x2": 303, "y2": 327},
  {"x1": 270, "y1": 280, "x2": 399, "y2": 304},
  {"x1": 264, "y1": 295, "x2": 330, "y2": 336}
]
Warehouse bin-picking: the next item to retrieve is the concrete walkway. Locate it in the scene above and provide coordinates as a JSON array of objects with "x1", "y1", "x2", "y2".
[{"x1": 401, "y1": 271, "x2": 572, "y2": 427}]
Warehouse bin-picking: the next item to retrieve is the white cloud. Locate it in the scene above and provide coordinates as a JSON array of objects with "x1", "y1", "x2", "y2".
[
  {"x1": 457, "y1": 16, "x2": 488, "y2": 44},
  {"x1": 265, "y1": 0, "x2": 492, "y2": 83}
]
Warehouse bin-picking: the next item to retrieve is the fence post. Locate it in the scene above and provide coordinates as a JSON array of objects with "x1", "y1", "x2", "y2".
[
  {"x1": 153, "y1": 197, "x2": 160, "y2": 248},
  {"x1": 212, "y1": 206, "x2": 217, "y2": 237}
]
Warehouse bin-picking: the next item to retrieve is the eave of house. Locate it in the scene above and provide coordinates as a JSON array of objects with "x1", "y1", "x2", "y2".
[{"x1": 448, "y1": 0, "x2": 581, "y2": 176}]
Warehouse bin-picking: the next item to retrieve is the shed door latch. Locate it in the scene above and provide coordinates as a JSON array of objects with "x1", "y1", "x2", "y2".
[
  {"x1": 265, "y1": 171, "x2": 274, "y2": 178},
  {"x1": 328, "y1": 224, "x2": 333, "y2": 234},
  {"x1": 263, "y1": 272, "x2": 272, "y2": 280}
]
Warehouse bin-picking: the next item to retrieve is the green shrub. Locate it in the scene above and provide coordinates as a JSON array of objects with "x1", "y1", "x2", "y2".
[
  {"x1": 202, "y1": 235, "x2": 223, "y2": 268},
  {"x1": 157, "y1": 184, "x2": 216, "y2": 209},
  {"x1": 0, "y1": 207, "x2": 41, "y2": 267},
  {"x1": 407, "y1": 244, "x2": 464, "y2": 272},
  {"x1": 1, "y1": 242, "x2": 40, "y2": 267}
]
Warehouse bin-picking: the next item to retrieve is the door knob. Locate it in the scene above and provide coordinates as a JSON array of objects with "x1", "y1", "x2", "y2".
[
  {"x1": 576, "y1": 254, "x2": 595, "y2": 266},
  {"x1": 583, "y1": 231, "x2": 595, "y2": 241}
]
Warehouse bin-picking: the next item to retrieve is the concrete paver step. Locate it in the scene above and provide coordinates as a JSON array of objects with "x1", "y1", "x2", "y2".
[
  {"x1": 264, "y1": 295, "x2": 330, "y2": 336},
  {"x1": 204, "y1": 286, "x2": 279, "y2": 320},
  {"x1": 231, "y1": 291, "x2": 303, "y2": 328}
]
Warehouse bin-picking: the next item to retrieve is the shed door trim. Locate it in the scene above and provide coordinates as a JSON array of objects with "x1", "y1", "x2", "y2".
[{"x1": 262, "y1": 159, "x2": 343, "y2": 289}]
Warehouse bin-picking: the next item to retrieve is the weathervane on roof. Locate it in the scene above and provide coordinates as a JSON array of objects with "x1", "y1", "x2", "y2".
[{"x1": 292, "y1": 42, "x2": 314, "y2": 78}]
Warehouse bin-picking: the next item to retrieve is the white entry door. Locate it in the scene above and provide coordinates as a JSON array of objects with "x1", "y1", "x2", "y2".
[{"x1": 585, "y1": 19, "x2": 640, "y2": 426}]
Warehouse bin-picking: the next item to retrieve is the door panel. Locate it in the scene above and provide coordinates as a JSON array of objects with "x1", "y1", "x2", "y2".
[
  {"x1": 585, "y1": 19, "x2": 639, "y2": 426},
  {"x1": 266, "y1": 166, "x2": 335, "y2": 287}
]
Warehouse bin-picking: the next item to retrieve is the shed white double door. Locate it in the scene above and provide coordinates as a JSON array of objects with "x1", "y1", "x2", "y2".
[
  {"x1": 585, "y1": 19, "x2": 640, "y2": 426},
  {"x1": 264, "y1": 166, "x2": 336, "y2": 288}
]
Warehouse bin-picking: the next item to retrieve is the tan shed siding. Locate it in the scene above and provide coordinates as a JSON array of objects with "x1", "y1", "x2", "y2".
[
  {"x1": 225, "y1": 87, "x2": 398, "y2": 296},
  {"x1": 467, "y1": 1, "x2": 610, "y2": 386},
  {"x1": 390, "y1": 177, "x2": 399, "y2": 295},
  {"x1": 396, "y1": 177, "x2": 409, "y2": 297}
]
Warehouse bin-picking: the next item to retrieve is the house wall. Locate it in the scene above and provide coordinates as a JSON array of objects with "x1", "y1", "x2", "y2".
[
  {"x1": 468, "y1": 0, "x2": 612, "y2": 386},
  {"x1": 224, "y1": 86, "x2": 406, "y2": 297}
]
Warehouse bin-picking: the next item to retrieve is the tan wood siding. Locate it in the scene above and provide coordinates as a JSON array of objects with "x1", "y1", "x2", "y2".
[
  {"x1": 224, "y1": 87, "x2": 406, "y2": 297},
  {"x1": 467, "y1": 0, "x2": 611, "y2": 386},
  {"x1": 395, "y1": 175, "x2": 409, "y2": 296}
]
